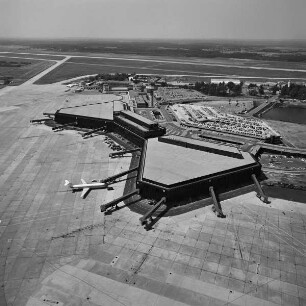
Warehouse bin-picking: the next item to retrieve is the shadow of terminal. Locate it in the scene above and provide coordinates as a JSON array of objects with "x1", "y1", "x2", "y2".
[{"x1": 144, "y1": 203, "x2": 173, "y2": 231}]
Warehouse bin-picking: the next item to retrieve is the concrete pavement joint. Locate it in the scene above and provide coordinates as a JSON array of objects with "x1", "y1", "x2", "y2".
[{"x1": 238, "y1": 203, "x2": 306, "y2": 257}]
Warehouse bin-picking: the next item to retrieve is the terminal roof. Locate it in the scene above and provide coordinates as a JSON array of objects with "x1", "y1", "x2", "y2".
[
  {"x1": 143, "y1": 137, "x2": 256, "y2": 186},
  {"x1": 58, "y1": 99, "x2": 123, "y2": 120}
]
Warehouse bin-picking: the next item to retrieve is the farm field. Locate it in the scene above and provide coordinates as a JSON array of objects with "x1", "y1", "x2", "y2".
[
  {"x1": 0, "y1": 57, "x2": 56, "y2": 85},
  {"x1": 35, "y1": 56, "x2": 306, "y2": 85}
]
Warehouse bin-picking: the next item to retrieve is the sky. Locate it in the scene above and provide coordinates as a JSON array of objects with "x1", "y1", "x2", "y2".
[{"x1": 0, "y1": 0, "x2": 306, "y2": 40}]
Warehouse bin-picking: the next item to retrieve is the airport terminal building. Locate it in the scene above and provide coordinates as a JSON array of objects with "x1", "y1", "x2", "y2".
[
  {"x1": 137, "y1": 136, "x2": 261, "y2": 201},
  {"x1": 54, "y1": 102, "x2": 261, "y2": 204}
]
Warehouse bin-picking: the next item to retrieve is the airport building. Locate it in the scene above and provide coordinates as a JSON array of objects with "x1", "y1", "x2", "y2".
[
  {"x1": 53, "y1": 100, "x2": 263, "y2": 206},
  {"x1": 137, "y1": 136, "x2": 261, "y2": 201},
  {"x1": 54, "y1": 104, "x2": 166, "y2": 146}
]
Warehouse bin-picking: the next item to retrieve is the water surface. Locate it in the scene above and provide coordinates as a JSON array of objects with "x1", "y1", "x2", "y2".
[{"x1": 262, "y1": 106, "x2": 306, "y2": 124}]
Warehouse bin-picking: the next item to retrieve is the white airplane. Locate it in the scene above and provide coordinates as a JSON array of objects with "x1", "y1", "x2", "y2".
[
  {"x1": 66, "y1": 83, "x2": 78, "y2": 88},
  {"x1": 64, "y1": 179, "x2": 112, "y2": 198}
]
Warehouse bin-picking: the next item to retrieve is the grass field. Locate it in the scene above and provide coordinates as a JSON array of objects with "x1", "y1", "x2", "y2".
[
  {"x1": 264, "y1": 119, "x2": 306, "y2": 148},
  {"x1": 34, "y1": 63, "x2": 104, "y2": 84},
  {"x1": 0, "y1": 57, "x2": 56, "y2": 85},
  {"x1": 0, "y1": 52, "x2": 65, "y2": 60},
  {"x1": 67, "y1": 56, "x2": 306, "y2": 78},
  {"x1": 35, "y1": 55, "x2": 306, "y2": 85},
  {"x1": 13, "y1": 47, "x2": 306, "y2": 70},
  {"x1": 67, "y1": 55, "x2": 306, "y2": 70}
]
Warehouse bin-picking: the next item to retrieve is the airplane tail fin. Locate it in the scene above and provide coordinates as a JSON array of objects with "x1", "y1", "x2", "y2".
[{"x1": 65, "y1": 180, "x2": 72, "y2": 188}]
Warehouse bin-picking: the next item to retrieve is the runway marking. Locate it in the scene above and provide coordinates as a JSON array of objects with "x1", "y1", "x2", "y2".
[
  {"x1": 0, "y1": 106, "x2": 19, "y2": 112},
  {"x1": 0, "y1": 55, "x2": 58, "y2": 62},
  {"x1": 67, "y1": 55, "x2": 306, "y2": 73},
  {"x1": 53, "y1": 61, "x2": 306, "y2": 80}
]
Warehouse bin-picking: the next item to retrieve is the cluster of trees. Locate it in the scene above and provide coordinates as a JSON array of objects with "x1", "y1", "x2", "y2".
[
  {"x1": 88, "y1": 73, "x2": 128, "y2": 82},
  {"x1": 280, "y1": 84, "x2": 306, "y2": 100},
  {"x1": 248, "y1": 83, "x2": 265, "y2": 96},
  {"x1": 99, "y1": 73, "x2": 128, "y2": 81},
  {"x1": 270, "y1": 84, "x2": 280, "y2": 95},
  {"x1": 195, "y1": 81, "x2": 243, "y2": 97}
]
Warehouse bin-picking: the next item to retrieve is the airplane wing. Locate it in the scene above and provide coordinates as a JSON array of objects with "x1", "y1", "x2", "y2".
[
  {"x1": 80, "y1": 188, "x2": 90, "y2": 199},
  {"x1": 81, "y1": 179, "x2": 87, "y2": 184}
]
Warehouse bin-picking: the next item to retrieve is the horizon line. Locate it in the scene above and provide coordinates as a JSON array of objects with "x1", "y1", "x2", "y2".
[{"x1": 1, "y1": 37, "x2": 306, "y2": 43}]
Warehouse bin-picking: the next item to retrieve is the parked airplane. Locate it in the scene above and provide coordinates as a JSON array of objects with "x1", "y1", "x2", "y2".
[
  {"x1": 66, "y1": 83, "x2": 78, "y2": 88},
  {"x1": 64, "y1": 179, "x2": 112, "y2": 198}
]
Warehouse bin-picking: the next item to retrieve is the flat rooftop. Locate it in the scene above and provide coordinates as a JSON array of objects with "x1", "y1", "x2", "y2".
[
  {"x1": 143, "y1": 137, "x2": 256, "y2": 186},
  {"x1": 162, "y1": 135, "x2": 243, "y2": 156},
  {"x1": 121, "y1": 110, "x2": 156, "y2": 126},
  {"x1": 58, "y1": 93, "x2": 124, "y2": 120}
]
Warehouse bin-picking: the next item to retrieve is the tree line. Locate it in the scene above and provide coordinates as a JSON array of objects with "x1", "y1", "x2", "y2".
[
  {"x1": 280, "y1": 83, "x2": 306, "y2": 100},
  {"x1": 194, "y1": 81, "x2": 243, "y2": 97},
  {"x1": 88, "y1": 73, "x2": 129, "y2": 82}
]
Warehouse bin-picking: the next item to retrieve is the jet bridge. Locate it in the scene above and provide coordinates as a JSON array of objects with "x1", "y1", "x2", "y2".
[
  {"x1": 109, "y1": 148, "x2": 141, "y2": 158},
  {"x1": 100, "y1": 166, "x2": 139, "y2": 184},
  {"x1": 100, "y1": 189, "x2": 140, "y2": 212},
  {"x1": 139, "y1": 197, "x2": 166, "y2": 225}
]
